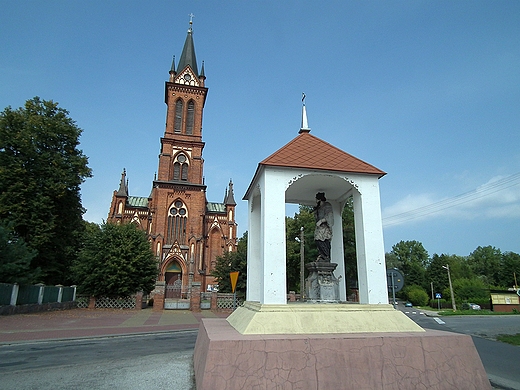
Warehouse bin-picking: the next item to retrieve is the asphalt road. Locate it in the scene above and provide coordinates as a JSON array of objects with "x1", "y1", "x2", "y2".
[
  {"x1": 2, "y1": 310, "x2": 519, "y2": 390},
  {"x1": 0, "y1": 330, "x2": 198, "y2": 390},
  {"x1": 399, "y1": 305, "x2": 520, "y2": 390}
]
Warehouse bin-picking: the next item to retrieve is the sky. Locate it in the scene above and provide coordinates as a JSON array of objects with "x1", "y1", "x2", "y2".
[{"x1": 1, "y1": 1, "x2": 519, "y2": 258}]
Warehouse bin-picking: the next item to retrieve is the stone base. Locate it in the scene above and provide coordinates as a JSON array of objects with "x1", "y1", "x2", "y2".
[
  {"x1": 227, "y1": 301, "x2": 424, "y2": 334},
  {"x1": 194, "y1": 319, "x2": 491, "y2": 390},
  {"x1": 305, "y1": 262, "x2": 340, "y2": 301}
]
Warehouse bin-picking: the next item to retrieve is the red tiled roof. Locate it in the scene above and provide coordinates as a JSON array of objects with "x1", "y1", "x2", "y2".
[{"x1": 260, "y1": 131, "x2": 386, "y2": 176}]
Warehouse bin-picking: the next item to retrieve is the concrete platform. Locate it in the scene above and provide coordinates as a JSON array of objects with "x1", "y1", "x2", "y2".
[
  {"x1": 194, "y1": 318, "x2": 491, "y2": 390},
  {"x1": 227, "y1": 302, "x2": 424, "y2": 334}
]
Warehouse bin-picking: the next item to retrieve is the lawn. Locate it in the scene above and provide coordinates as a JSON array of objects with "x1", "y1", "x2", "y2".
[{"x1": 496, "y1": 333, "x2": 520, "y2": 346}]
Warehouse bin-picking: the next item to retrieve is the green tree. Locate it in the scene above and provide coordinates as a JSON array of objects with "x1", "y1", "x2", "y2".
[
  {"x1": 0, "y1": 222, "x2": 39, "y2": 284},
  {"x1": 73, "y1": 222, "x2": 157, "y2": 297},
  {"x1": 390, "y1": 240, "x2": 429, "y2": 288},
  {"x1": 211, "y1": 232, "x2": 247, "y2": 296},
  {"x1": 404, "y1": 284, "x2": 429, "y2": 306},
  {"x1": 498, "y1": 251, "x2": 520, "y2": 289},
  {"x1": 452, "y1": 277, "x2": 488, "y2": 301},
  {"x1": 468, "y1": 246, "x2": 501, "y2": 286},
  {"x1": 0, "y1": 97, "x2": 92, "y2": 284}
]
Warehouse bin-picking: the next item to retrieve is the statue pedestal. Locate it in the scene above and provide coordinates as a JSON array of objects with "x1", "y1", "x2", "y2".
[{"x1": 305, "y1": 262, "x2": 340, "y2": 302}]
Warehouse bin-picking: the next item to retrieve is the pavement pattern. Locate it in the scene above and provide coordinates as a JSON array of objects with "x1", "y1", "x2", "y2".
[{"x1": 0, "y1": 307, "x2": 228, "y2": 344}]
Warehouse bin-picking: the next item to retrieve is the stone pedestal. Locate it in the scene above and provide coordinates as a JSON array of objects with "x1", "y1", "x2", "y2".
[
  {"x1": 305, "y1": 262, "x2": 340, "y2": 302},
  {"x1": 194, "y1": 319, "x2": 491, "y2": 390}
]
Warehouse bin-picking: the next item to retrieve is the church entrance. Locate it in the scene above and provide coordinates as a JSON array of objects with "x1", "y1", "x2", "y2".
[{"x1": 164, "y1": 260, "x2": 189, "y2": 309}]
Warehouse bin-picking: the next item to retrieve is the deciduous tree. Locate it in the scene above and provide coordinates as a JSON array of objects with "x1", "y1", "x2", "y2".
[
  {"x1": 73, "y1": 222, "x2": 157, "y2": 297},
  {"x1": 0, "y1": 97, "x2": 92, "y2": 284}
]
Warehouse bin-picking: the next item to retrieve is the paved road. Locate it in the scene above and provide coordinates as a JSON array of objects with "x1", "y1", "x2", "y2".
[
  {"x1": 399, "y1": 305, "x2": 520, "y2": 390},
  {"x1": 0, "y1": 331, "x2": 198, "y2": 390}
]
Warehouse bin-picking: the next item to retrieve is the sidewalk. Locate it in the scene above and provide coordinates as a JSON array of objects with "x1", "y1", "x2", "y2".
[{"x1": 0, "y1": 308, "x2": 229, "y2": 344}]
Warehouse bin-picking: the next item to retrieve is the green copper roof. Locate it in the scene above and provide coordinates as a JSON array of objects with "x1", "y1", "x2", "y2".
[
  {"x1": 127, "y1": 196, "x2": 149, "y2": 208},
  {"x1": 177, "y1": 28, "x2": 198, "y2": 75},
  {"x1": 207, "y1": 202, "x2": 226, "y2": 213}
]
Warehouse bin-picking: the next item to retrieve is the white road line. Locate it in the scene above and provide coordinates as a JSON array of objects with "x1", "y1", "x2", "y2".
[{"x1": 434, "y1": 317, "x2": 445, "y2": 325}]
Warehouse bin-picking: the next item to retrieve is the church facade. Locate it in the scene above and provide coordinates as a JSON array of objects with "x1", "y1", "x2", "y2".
[{"x1": 107, "y1": 22, "x2": 237, "y2": 309}]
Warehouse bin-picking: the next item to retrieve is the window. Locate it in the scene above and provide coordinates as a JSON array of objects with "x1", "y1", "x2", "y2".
[
  {"x1": 174, "y1": 100, "x2": 183, "y2": 133},
  {"x1": 186, "y1": 100, "x2": 195, "y2": 135},
  {"x1": 173, "y1": 153, "x2": 188, "y2": 181},
  {"x1": 167, "y1": 200, "x2": 188, "y2": 244}
]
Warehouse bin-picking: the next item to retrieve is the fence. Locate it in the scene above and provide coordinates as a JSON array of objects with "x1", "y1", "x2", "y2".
[{"x1": 0, "y1": 283, "x2": 77, "y2": 315}]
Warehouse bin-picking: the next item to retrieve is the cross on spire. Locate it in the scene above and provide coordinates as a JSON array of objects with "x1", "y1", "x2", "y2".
[{"x1": 188, "y1": 13, "x2": 195, "y2": 30}]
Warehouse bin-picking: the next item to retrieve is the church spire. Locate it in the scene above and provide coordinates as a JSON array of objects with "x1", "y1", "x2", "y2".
[
  {"x1": 299, "y1": 93, "x2": 311, "y2": 134},
  {"x1": 116, "y1": 169, "x2": 128, "y2": 197},
  {"x1": 224, "y1": 179, "x2": 237, "y2": 206},
  {"x1": 177, "y1": 14, "x2": 199, "y2": 76}
]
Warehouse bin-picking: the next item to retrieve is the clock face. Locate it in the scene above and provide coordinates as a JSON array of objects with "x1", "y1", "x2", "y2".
[{"x1": 183, "y1": 73, "x2": 192, "y2": 81}]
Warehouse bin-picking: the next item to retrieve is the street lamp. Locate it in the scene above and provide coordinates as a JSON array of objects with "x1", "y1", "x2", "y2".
[{"x1": 442, "y1": 264, "x2": 457, "y2": 311}]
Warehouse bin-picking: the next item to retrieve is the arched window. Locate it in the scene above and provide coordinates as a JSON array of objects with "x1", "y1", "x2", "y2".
[
  {"x1": 186, "y1": 100, "x2": 195, "y2": 135},
  {"x1": 167, "y1": 200, "x2": 188, "y2": 244},
  {"x1": 173, "y1": 153, "x2": 189, "y2": 181},
  {"x1": 174, "y1": 100, "x2": 183, "y2": 133}
]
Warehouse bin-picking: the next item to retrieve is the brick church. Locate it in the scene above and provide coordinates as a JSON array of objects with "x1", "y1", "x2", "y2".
[{"x1": 107, "y1": 20, "x2": 238, "y2": 309}]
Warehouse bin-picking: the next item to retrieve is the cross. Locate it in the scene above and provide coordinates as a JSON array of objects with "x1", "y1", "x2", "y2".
[{"x1": 189, "y1": 13, "x2": 195, "y2": 25}]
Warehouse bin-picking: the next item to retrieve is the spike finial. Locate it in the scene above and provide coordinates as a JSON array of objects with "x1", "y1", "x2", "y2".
[{"x1": 299, "y1": 93, "x2": 310, "y2": 134}]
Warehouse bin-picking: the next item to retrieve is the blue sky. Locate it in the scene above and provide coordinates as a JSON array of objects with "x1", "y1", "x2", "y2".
[{"x1": 2, "y1": 1, "x2": 519, "y2": 257}]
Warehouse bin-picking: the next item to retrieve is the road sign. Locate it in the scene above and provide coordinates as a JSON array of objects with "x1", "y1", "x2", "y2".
[
  {"x1": 386, "y1": 269, "x2": 404, "y2": 292},
  {"x1": 435, "y1": 293, "x2": 442, "y2": 299},
  {"x1": 230, "y1": 271, "x2": 239, "y2": 293}
]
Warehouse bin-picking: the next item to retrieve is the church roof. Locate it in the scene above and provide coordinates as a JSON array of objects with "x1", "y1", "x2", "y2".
[
  {"x1": 260, "y1": 131, "x2": 386, "y2": 177},
  {"x1": 177, "y1": 25, "x2": 198, "y2": 76},
  {"x1": 127, "y1": 196, "x2": 149, "y2": 208},
  {"x1": 206, "y1": 202, "x2": 226, "y2": 214}
]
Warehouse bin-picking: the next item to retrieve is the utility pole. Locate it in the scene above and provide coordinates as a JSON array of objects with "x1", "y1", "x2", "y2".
[{"x1": 442, "y1": 264, "x2": 457, "y2": 311}]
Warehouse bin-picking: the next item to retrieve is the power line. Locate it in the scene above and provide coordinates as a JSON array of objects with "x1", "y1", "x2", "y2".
[{"x1": 382, "y1": 172, "x2": 520, "y2": 227}]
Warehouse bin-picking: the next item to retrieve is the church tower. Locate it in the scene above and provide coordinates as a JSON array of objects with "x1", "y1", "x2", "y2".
[{"x1": 107, "y1": 19, "x2": 237, "y2": 310}]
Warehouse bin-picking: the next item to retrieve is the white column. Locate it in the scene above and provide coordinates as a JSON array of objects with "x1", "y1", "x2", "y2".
[
  {"x1": 331, "y1": 200, "x2": 347, "y2": 301},
  {"x1": 246, "y1": 192, "x2": 262, "y2": 302},
  {"x1": 353, "y1": 178, "x2": 388, "y2": 304},
  {"x1": 260, "y1": 169, "x2": 287, "y2": 304}
]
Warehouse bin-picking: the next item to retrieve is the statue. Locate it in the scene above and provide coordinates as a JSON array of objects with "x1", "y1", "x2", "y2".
[{"x1": 314, "y1": 192, "x2": 333, "y2": 262}]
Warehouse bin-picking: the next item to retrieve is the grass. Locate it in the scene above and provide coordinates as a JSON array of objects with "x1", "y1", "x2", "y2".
[{"x1": 496, "y1": 333, "x2": 520, "y2": 346}]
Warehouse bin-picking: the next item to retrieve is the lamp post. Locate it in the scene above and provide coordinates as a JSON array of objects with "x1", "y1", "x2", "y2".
[
  {"x1": 442, "y1": 264, "x2": 457, "y2": 311},
  {"x1": 296, "y1": 227, "x2": 305, "y2": 301}
]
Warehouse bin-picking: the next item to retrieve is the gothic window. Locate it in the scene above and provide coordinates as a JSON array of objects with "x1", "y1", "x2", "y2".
[
  {"x1": 173, "y1": 153, "x2": 189, "y2": 181},
  {"x1": 186, "y1": 100, "x2": 195, "y2": 135},
  {"x1": 167, "y1": 200, "x2": 188, "y2": 244},
  {"x1": 174, "y1": 100, "x2": 183, "y2": 133}
]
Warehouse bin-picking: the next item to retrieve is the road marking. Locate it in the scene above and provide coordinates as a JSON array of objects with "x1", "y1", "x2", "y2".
[{"x1": 434, "y1": 317, "x2": 445, "y2": 325}]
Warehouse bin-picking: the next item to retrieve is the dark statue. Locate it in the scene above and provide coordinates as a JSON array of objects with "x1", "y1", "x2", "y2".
[{"x1": 313, "y1": 192, "x2": 333, "y2": 262}]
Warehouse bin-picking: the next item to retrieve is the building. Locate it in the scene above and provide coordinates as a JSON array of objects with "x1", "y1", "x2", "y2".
[{"x1": 107, "y1": 20, "x2": 238, "y2": 309}]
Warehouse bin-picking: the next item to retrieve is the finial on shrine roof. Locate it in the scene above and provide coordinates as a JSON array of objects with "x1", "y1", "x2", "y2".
[
  {"x1": 299, "y1": 93, "x2": 311, "y2": 134},
  {"x1": 188, "y1": 13, "x2": 194, "y2": 32}
]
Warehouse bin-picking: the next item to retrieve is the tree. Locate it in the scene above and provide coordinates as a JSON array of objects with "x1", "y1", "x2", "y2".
[
  {"x1": 468, "y1": 246, "x2": 501, "y2": 286},
  {"x1": 390, "y1": 240, "x2": 429, "y2": 288},
  {"x1": 499, "y1": 251, "x2": 520, "y2": 289},
  {"x1": 211, "y1": 232, "x2": 247, "y2": 296},
  {"x1": 0, "y1": 97, "x2": 92, "y2": 284},
  {"x1": 0, "y1": 221, "x2": 38, "y2": 284},
  {"x1": 73, "y1": 222, "x2": 157, "y2": 297}
]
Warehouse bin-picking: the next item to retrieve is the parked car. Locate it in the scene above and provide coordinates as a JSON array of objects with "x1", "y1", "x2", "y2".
[
  {"x1": 462, "y1": 302, "x2": 481, "y2": 310},
  {"x1": 405, "y1": 302, "x2": 413, "y2": 307}
]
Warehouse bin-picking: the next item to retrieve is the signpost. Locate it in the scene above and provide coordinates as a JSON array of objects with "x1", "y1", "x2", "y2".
[
  {"x1": 386, "y1": 269, "x2": 404, "y2": 309},
  {"x1": 230, "y1": 271, "x2": 239, "y2": 310},
  {"x1": 435, "y1": 293, "x2": 442, "y2": 310}
]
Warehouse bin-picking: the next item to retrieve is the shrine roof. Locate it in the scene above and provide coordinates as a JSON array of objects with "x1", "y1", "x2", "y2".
[{"x1": 260, "y1": 131, "x2": 386, "y2": 176}]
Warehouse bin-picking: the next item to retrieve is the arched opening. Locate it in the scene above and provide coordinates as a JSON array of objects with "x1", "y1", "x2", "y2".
[
  {"x1": 165, "y1": 260, "x2": 183, "y2": 299},
  {"x1": 174, "y1": 99, "x2": 183, "y2": 133},
  {"x1": 186, "y1": 100, "x2": 195, "y2": 135}
]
